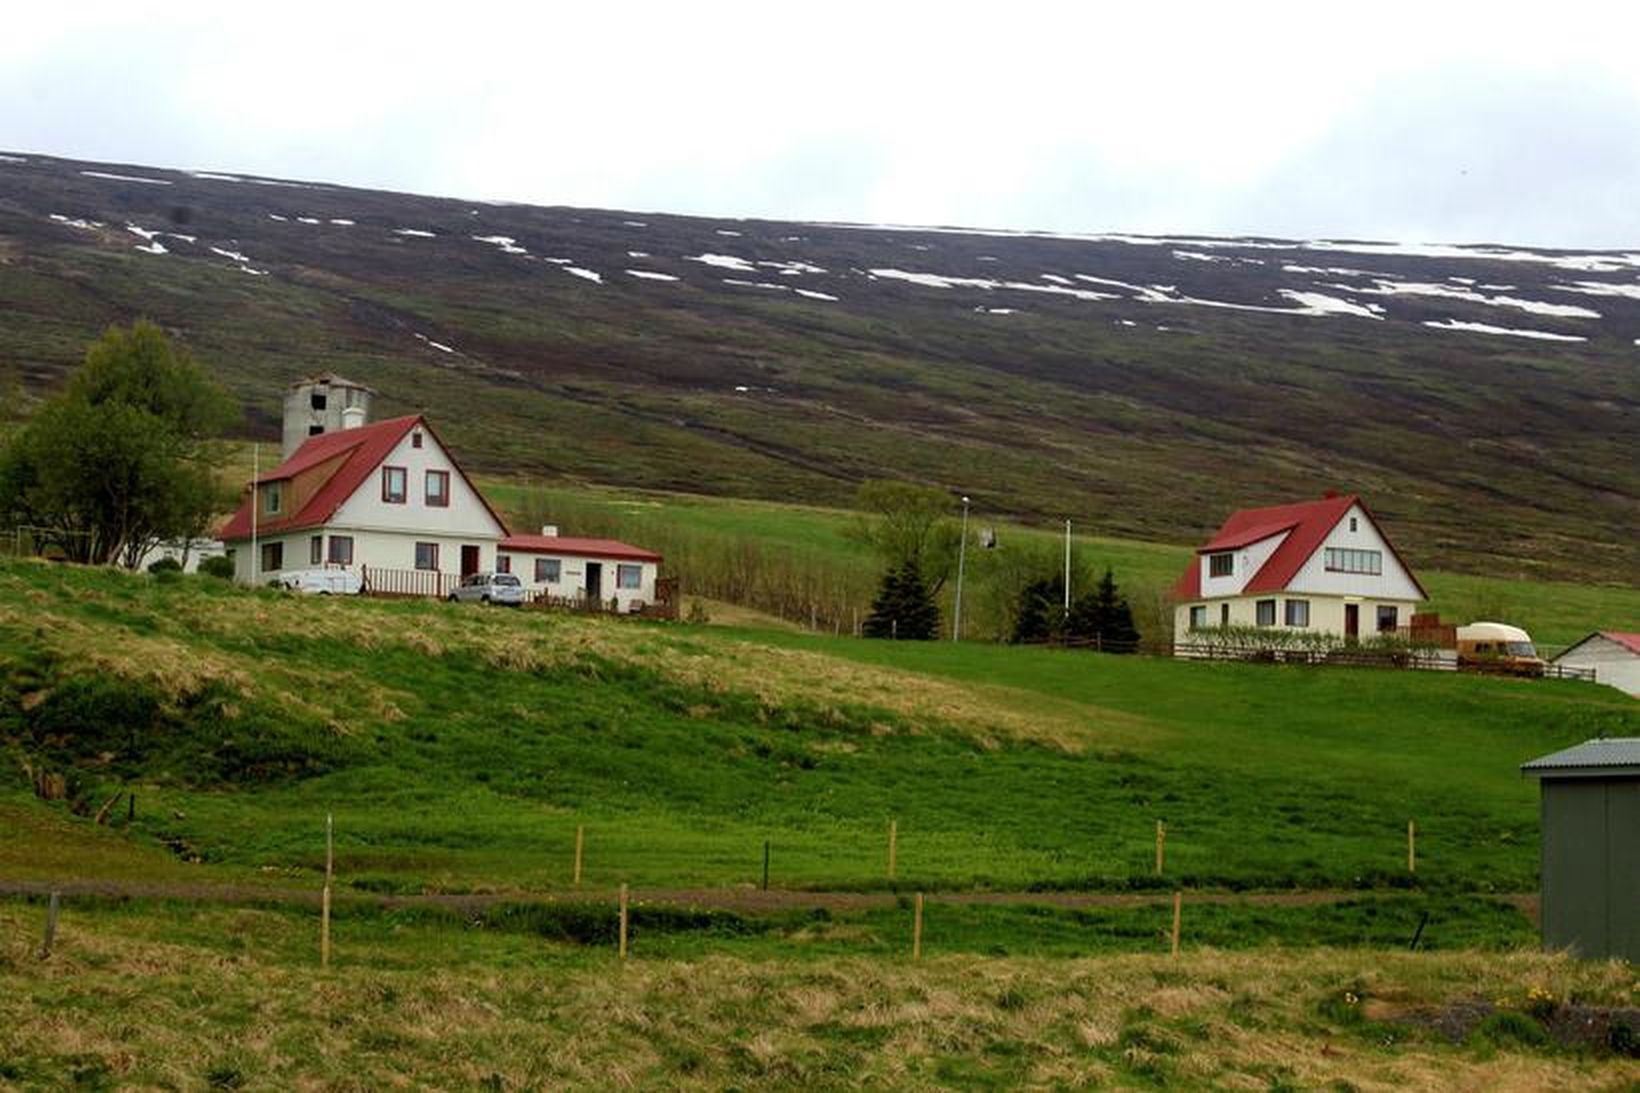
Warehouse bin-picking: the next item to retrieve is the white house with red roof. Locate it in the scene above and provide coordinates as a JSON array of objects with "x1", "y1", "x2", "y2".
[
  {"x1": 218, "y1": 412, "x2": 663, "y2": 609},
  {"x1": 1550, "y1": 632, "x2": 1640, "y2": 696},
  {"x1": 1171, "y1": 492, "x2": 1426, "y2": 646}
]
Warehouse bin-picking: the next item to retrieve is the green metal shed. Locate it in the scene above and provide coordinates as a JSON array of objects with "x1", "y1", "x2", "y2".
[{"x1": 1520, "y1": 737, "x2": 1640, "y2": 961}]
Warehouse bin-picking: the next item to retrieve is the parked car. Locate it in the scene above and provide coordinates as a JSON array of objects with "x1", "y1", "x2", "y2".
[
  {"x1": 279, "y1": 568, "x2": 362, "y2": 596},
  {"x1": 1456, "y1": 621, "x2": 1545, "y2": 676},
  {"x1": 448, "y1": 571, "x2": 525, "y2": 606}
]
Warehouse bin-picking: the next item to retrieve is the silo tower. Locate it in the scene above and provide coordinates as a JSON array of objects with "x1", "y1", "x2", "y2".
[{"x1": 281, "y1": 373, "x2": 374, "y2": 458}]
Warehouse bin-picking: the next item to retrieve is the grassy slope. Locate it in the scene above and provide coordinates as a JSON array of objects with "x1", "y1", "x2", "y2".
[
  {"x1": 481, "y1": 479, "x2": 1640, "y2": 652},
  {"x1": 1, "y1": 897, "x2": 1636, "y2": 1089},
  {"x1": 1, "y1": 561, "x2": 1633, "y2": 902}
]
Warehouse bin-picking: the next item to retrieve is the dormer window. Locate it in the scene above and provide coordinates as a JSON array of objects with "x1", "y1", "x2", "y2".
[
  {"x1": 1349, "y1": 516, "x2": 1358, "y2": 532},
  {"x1": 411, "y1": 431, "x2": 424, "y2": 449},
  {"x1": 381, "y1": 466, "x2": 407, "y2": 504},
  {"x1": 1208, "y1": 552, "x2": 1233, "y2": 578},
  {"x1": 263, "y1": 481, "x2": 282, "y2": 515},
  {"x1": 311, "y1": 392, "x2": 327, "y2": 411}
]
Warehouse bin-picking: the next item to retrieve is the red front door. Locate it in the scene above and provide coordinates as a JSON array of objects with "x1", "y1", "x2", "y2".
[
  {"x1": 460, "y1": 545, "x2": 481, "y2": 577},
  {"x1": 1344, "y1": 603, "x2": 1360, "y2": 643}
]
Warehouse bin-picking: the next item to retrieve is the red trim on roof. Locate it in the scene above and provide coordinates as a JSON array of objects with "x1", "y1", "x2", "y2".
[
  {"x1": 219, "y1": 415, "x2": 509, "y2": 541},
  {"x1": 1170, "y1": 493, "x2": 1426, "y2": 601},
  {"x1": 1602, "y1": 631, "x2": 1640, "y2": 655},
  {"x1": 498, "y1": 535, "x2": 662, "y2": 563}
]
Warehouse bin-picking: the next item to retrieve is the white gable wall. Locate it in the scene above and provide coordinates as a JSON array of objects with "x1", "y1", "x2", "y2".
[
  {"x1": 1200, "y1": 530, "x2": 1290, "y2": 598},
  {"x1": 1554, "y1": 635, "x2": 1640, "y2": 696},
  {"x1": 330, "y1": 426, "x2": 505, "y2": 539},
  {"x1": 1286, "y1": 503, "x2": 1422, "y2": 601},
  {"x1": 501, "y1": 550, "x2": 660, "y2": 612}
]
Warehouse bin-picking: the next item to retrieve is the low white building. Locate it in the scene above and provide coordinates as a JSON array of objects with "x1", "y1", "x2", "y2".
[
  {"x1": 1552, "y1": 632, "x2": 1640, "y2": 697},
  {"x1": 498, "y1": 529, "x2": 663, "y2": 613},
  {"x1": 219, "y1": 415, "x2": 510, "y2": 594},
  {"x1": 1172, "y1": 492, "x2": 1426, "y2": 647}
]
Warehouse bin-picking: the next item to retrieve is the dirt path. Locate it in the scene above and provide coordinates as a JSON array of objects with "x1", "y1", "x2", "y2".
[{"x1": 0, "y1": 878, "x2": 1539, "y2": 922}]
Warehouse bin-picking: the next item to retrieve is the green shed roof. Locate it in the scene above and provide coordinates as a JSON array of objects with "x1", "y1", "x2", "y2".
[{"x1": 1521, "y1": 737, "x2": 1640, "y2": 779}]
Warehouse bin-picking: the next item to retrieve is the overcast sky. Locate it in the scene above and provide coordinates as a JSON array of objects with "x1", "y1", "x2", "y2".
[{"x1": 6, "y1": 2, "x2": 1640, "y2": 248}]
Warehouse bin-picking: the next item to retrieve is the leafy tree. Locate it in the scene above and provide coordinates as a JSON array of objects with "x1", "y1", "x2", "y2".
[
  {"x1": 0, "y1": 322, "x2": 234, "y2": 565},
  {"x1": 863, "y1": 558, "x2": 940, "y2": 640},
  {"x1": 849, "y1": 480, "x2": 961, "y2": 595}
]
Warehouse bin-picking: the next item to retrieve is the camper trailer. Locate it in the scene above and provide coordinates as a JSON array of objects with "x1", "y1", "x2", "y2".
[{"x1": 1456, "y1": 621, "x2": 1545, "y2": 675}]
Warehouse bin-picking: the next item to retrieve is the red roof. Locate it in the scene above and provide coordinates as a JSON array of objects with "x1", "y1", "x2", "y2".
[
  {"x1": 1602, "y1": 632, "x2": 1640, "y2": 655},
  {"x1": 1172, "y1": 493, "x2": 1426, "y2": 601},
  {"x1": 219, "y1": 415, "x2": 508, "y2": 541},
  {"x1": 499, "y1": 535, "x2": 661, "y2": 563}
]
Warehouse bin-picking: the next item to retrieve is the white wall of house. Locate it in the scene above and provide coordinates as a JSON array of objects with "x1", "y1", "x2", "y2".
[
  {"x1": 499, "y1": 551, "x2": 659, "y2": 612},
  {"x1": 1286, "y1": 503, "x2": 1422, "y2": 601},
  {"x1": 1554, "y1": 636, "x2": 1640, "y2": 696},
  {"x1": 329, "y1": 426, "x2": 505, "y2": 538},
  {"x1": 233, "y1": 529, "x2": 499, "y2": 587},
  {"x1": 1173, "y1": 592, "x2": 1422, "y2": 644},
  {"x1": 1199, "y1": 531, "x2": 1290, "y2": 598}
]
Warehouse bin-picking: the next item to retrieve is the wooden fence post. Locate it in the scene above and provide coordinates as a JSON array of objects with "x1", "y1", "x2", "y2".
[
  {"x1": 912, "y1": 892, "x2": 924, "y2": 961},
  {"x1": 887, "y1": 819, "x2": 898, "y2": 881},
  {"x1": 618, "y1": 882, "x2": 629, "y2": 960},
  {"x1": 574, "y1": 824, "x2": 585, "y2": 888},
  {"x1": 37, "y1": 891, "x2": 59, "y2": 960},
  {"x1": 1407, "y1": 820, "x2": 1416, "y2": 875},
  {"x1": 321, "y1": 812, "x2": 333, "y2": 970},
  {"x1": 1170, "y1": 891, "x2": 1182, "y2": 958},
  {"x1": 762, "y1": 840, "x2": 770, "y2": 891},
  {"x1": 1154, "y1": 820, "x2": 1167, "y2": 876}
]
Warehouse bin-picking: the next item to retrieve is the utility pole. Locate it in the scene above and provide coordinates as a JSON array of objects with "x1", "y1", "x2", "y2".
[
  {"x1": 951, "y1": 495, "x2": 971, "y2": 641},
  {"x1": 1063, "y1": 518, "x2": 1072, "y2": 619},
  {"x1": 249, "y1": 442, "x2": 260, "y2": 587}
]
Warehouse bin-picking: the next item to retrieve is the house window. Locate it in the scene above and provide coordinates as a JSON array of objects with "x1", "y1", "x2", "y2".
[
  {"x1": 1324, "y1": 547, "x2": 1381, "y2": 575},
  {"x1": 260, "y1": 541, "x2": 283, "y2": 572},
  {"x1": 308, "y1": 424, "x2": 324, "y2": 436},
  {"x1": 327, "y1": 536, "x2": 354, "y2": 565},
  {"x1": 1208, "y1": 552, "x2": 1234, "y2": 578},
  {"x1": 1255, "y1": 599, "x2": 1276, "y2": 627},
  {"x1": 1349, "y1": 517, "x2": 1358, "y2": 532},
  {"x1": 309, "y1": 535, "x2": 323, "y2": 565},
  {"x1": 414, "y1": 542, "x2": 439, "y2": 571},
  {"x1": 425, "y1": 469, "x2": 450, "y2": 507},
  {"x1": 1188, "y1": 605, "x2": 1207, "y2": 630},
  {"x1": 617, "y1": 564, "x2": 642, "y2": 590},
  {"x1": 382, "y1": 466, "x2": 407, "y2": 504},
  {"x1": 1377, "y1": 605, "x2": 1399, "y2": 633},
  {"x1": 535, "y1": 558, "x2": 561, "y2": 584},
  {"x1": 311, "y1": 392, "x2": 327, "y2": 411},
  {"x1": 263, "y1": 481, "x2": 282, "y2": 515},
  {"x1": 411, "y1": 431, "x2": 424, "y2": 449},
  {"x1": 496, "y1": 555, "x2": 511, "y2": 574},
  {"x1": 1284, "y1": 599, "x2": 1310, "y2": 627}
]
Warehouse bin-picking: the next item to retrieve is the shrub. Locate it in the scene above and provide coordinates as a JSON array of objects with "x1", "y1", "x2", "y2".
[
  {"x1": 147, "y1": 557, "x2": 183, "y2": 575},
  {"x1": 198, "y1": 555, "x2": 235, "y2": 580}
]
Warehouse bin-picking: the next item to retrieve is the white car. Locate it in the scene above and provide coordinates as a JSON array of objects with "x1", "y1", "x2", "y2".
[
  {"x1": 279, "y1": 568, "x2": 362, "y2": 596},
  {"x1": 448, "y1": 571, "x2": 525, "y2": 606}
]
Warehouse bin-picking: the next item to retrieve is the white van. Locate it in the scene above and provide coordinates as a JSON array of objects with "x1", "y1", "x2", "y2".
[
  {"x1": 279, "y1": 568, "x2": 363, "y2": 596},
  {"x1": 1456, "y1": 621, "x2": 1544, "y2": 675}
]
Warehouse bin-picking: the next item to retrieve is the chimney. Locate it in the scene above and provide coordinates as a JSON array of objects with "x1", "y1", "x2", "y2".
[
  {"x1": 340, "y1": 406, "x2": 366, "y2": 430},
  {"x1": 1323, "y1": 489, "x2": 1339, "y2": 498},
  {"x1": 540, "y1": 525, "x2": 558, "y2": 537}
]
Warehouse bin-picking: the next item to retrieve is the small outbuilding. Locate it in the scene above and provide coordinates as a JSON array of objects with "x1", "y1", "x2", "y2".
[
  {"x1": 1551, "y1": 631, "x2": 1640, "y2": 697},
  {"x1": 1520, "y1": 738, "x2": 1640, "y2": 961}
]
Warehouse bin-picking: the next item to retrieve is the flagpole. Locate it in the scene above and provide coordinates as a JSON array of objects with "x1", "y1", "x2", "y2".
[
  {"x1": 1063, "y1": 519, "x2": 1071, "y2": 618},
  {"x1": 250, "y1": 442, "x2": 259, "y2": 586}
]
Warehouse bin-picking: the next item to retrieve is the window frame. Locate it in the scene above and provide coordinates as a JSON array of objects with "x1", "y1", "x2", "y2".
[
  {"x1": 1208, "y1": 552, "x2": 1234, "y2": 578},
  {"x1": 496, "y1": 554, "x2": 511, "y2": 575},
  {"x1": 1255, "y1": 599, "x2": 1276, "y2": 627},
  {"x1": 327, "y1": 535, "x2": 354, "y2": 566},
  {"x1": 260, "y1": 541, "x2": 283, "y2": 572},
  {"x1": 1324, "y1": 547, "x2": 1382, "y2": 576},
  {"x1": 616, "y1": 563, "x2": 643, "y2": 590},
  {"x1": 263, "y1": 481, "x2": 282, "y2": 516},
  {"x1": 414, "y1": 541, "x2": 439, "y2": 571},
  {"x1": 1188, "y1": 605, "x2": 1207, "y2": 631},
  {"x1": 381, "y1": 465, "x2": 408, "y2": 504},
  {"x1": 309, "y1": 535, "x2": 323, "y2": 565},
  {"x1": 1284, "y1": 599, "x2": 1310, "y2": 627},
  {"x1": 425, "y1": 469, "x2": 450, "y2": 508},
  {"x1": 411, "y1": 431, "x2": 424, "y2": 449},
  {"x1": 1377, "y1": 605, "x2": 1399, "y2": 633},
  {"x1": 534, "y1": 557, "x2": 561, "y2": 584}
]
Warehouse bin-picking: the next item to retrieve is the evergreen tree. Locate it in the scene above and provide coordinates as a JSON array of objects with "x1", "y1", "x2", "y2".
[
  {"x1": 1067, "y1": 567, "x2": 1142, "y2": 652},
  {"x1": 863, "y1": 558, "x2": 941, "y2": 640},
  {"x1": 1011, "y1": 575, "x2": 1066, "y2": 644}
]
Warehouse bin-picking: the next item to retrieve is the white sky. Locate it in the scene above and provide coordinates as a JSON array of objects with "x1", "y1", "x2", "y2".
[{"x1": 6, "y1": 1, "x2": 1640, "y2": 247}]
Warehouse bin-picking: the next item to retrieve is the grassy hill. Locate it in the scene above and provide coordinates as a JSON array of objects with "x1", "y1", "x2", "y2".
[
  {"x1": 1, "y1": 153, "x2": 1637, "y2": 584},
  {"x1": 3, "y1": 560, "x2": 1633, "y2": 899},
  {"x1": 4, "y1": 562, "x2": 1639, "y2": 1087}
]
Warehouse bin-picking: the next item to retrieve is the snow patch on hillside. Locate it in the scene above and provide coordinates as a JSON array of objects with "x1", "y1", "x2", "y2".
[
  {"x1": 795, "y1": 289, "x2": 838, "y2": 301},
  {"x1": 82, "y1": 170, "x2": 171, "y2": 186},
  {"x1": 125, "y1": 223, "x2": 161, "y2": 241},
  {"x1": 564, "y1": 267, "x2": 602, "y2": 283},
  {"x1": 329, "y1": 218, "x2": 354, "y2": 226},
  {"x1": 688, "y1": 253, "x2": 757, "y2": 272},
  {"x1": 1423, "y1": 319, "x2": 1586, "y2": 342},
  {"x1": 0, "y1": 154, "x2": 26, "y2": 163},
  {"x1": 1331, "y1": 279, "x2": 1600, "y2": 318},
  {"x1": 394, "y1": 228, "x2": 436, "y2": 237},
  {"x1": 49, "y1": 214, "x2": 102, "y2": 230},
  {"x1": 626, "y1": 270, "x2": 678, "y2": 281},
  {"x1": 414, "y1": 333, "x2": 456, "y2": 353},
  {"x1": 1552, "y1": 280, "x2": 1640, "y2": 300},
  {"x1": 210, "y1": 246, "x2": 249, "y2": 263},
  {"x1": 473, "y1": 235, "x2": 526, "y2": 254},
  {"x1": 133, "y1": 241, "x2": 168, "y2": 255}
]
